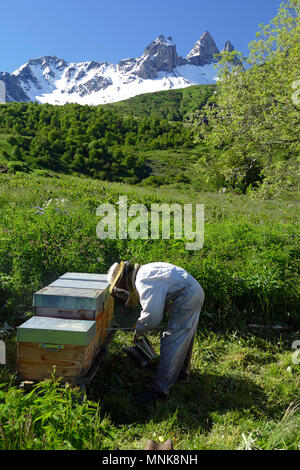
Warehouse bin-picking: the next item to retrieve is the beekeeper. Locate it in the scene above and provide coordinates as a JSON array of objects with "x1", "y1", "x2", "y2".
[{"x1": 107, "y1": 260, "x2": 205, "y2": 399}]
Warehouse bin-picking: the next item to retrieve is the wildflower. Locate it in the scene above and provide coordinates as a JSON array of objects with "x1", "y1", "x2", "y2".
[
  {"x1": 34, "y1": 209, "x2": 44, "y2": 214},
  {"x1": 43, "y1": 198, "x2": 52, "y2": 208}
]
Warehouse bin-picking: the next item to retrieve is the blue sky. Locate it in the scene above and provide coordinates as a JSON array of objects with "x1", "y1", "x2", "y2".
[{"x1": 1, "y1": 0, "x2": 282, "y2": 72}]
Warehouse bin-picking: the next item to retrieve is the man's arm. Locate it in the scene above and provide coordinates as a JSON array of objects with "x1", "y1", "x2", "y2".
[{"x1": 134, "y1": 283, "x2": 166, "y2": 338}]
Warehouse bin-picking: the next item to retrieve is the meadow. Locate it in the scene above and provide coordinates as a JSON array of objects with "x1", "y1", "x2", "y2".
[
  {"x1": 1, "y1": 0, "x2": 299, "y2": 449},
  {"x1": 0, "y1": 171, "x2": 299, "y2": 450}
]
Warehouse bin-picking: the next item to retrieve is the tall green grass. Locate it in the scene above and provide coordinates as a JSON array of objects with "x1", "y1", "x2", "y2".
[
  {"x1": 1, "y1": 328, "x2": 299, "y2": 450},
  {"x1": 0, "y1": 172, "x2": 298, "y2": 326}
]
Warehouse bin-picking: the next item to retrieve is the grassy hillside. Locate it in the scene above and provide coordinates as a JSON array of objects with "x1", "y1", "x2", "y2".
[
  {"x1": 0, "y1": 171, "x2": 299, "y2": 450},
  {"x1": 103, "y1": 84, "x2": 215, "y2": 121},
  {"x1": 140, "y1": 144, "x2": 212, "y2": 191},
  {"x1": 0, "y1": 171, "x2": 298, "y2": 327}
]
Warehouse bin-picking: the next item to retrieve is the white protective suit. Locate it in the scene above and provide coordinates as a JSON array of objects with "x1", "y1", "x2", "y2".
[{"x1": 134, "y1": 262, "x2": 204, "y2": 396}]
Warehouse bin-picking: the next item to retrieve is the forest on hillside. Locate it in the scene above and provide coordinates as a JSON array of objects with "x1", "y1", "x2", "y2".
[{"x1": 0, "y1": 102, "x2": 195, "y2": 183}]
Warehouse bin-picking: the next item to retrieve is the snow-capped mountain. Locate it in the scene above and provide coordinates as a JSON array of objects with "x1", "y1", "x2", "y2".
[{"x1": 0, "y1": 32, "x2": 235, "y2": 105}]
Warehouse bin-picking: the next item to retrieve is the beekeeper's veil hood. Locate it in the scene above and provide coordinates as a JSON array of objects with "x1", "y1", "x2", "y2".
[{"x1": 107, "y1": 260, "x2": 140, "y2": 307}]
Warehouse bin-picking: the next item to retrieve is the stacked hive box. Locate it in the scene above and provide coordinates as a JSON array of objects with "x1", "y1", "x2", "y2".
[{"x1": 17, "y1": 273, "x2": 114, "y2": 383}]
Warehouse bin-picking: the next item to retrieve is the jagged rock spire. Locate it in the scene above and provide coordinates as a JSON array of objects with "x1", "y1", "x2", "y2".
[
  {"x1": 223, "y1": 40, "x2": 235, "y2": 52},
  {"x1": 186, "y1": 31, "x2": 220, "y2": 66}
]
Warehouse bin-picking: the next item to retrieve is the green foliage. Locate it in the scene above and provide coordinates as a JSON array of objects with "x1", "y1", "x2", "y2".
[
  {"x1": 0, "y1": 101, "x2": 196, "y2": 181},
  {"x1": 190, "y1": 0, "x2": 300, "y2": 195},
  {"x1": 0, "y1": 273, "x2": 17, "y2": 310},
  {"x1": 6, "y1": 161, "x2": 30, "y2": 174},
  {"x1": 0, "y1": 134, "x2": 14, "y2": 160},
  {"x1": 0, "y1": 374, "x2": 116, "y2": 449}
]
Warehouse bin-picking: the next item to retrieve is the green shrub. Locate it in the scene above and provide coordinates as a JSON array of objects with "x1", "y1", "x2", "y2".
[
  {"x1": 6, "y1": 161, "x2": 30, "y2": 174},
  {"x1": 0, "y1": 375, "x2": 115, "y2": 450}
]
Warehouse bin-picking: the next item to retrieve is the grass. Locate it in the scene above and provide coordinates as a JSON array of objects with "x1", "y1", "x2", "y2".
[
  {"x1": 0, "y1": 371, "x2": 116, "y2": 450},
  {"x1": 85, "y1": 328, "x2": 300, "y2": 450},
  {"x1": 102, "y1": 84, "x2": 215, "y2": 121},
  {"x1": 0, "y1": 172, "x2": 298, "y2": 324},
  {"x1": 0, "y1": 171, "x2": 299, "y2": 450},
  {"x1": 140, "y1": 144, "x2": 212, "y2": 191},
  {"x1": 0, "y1": 326, "x2": 299, "y2": 450}
]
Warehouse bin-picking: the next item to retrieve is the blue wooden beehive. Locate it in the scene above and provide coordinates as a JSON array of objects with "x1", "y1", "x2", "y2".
[{"x1": 34, "y1": 272, "x2": 109, "y2": 314}]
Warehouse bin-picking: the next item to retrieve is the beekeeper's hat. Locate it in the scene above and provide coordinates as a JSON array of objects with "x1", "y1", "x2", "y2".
[
  {"x1": 107, "y1": 261, "x2": 140, "y2": 306},
  {"x1": 107, "y1": 261, "x2": 126, "y2": 290}
]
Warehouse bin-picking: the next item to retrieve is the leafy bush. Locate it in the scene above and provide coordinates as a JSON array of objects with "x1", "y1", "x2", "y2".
[
  {"x1": 0, "y1": 374, "x2": 115, "y2": 450},
  {"x1": 6, "y1": 161, "x2": 30, "y2": 174}
]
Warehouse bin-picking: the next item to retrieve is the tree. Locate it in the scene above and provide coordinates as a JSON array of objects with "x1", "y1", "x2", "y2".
[{"x1": 191, "y1": 0, "x2": 300, "y2": 195}]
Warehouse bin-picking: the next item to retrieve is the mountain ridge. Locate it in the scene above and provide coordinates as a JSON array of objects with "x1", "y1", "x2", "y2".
[{"x1": 0, "y1": 32, "x2": 235, "y2": 105}]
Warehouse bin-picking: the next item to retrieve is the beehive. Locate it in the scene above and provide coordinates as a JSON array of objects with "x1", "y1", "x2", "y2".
[
  {"x1": 17, "y1": 316, "x2": 96, "y2": 382},
  {"x1": 33, "y1": 273, "x2": 114, "y2": 354}
]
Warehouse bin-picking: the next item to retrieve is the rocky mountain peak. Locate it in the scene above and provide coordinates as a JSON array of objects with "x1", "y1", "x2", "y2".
[
  {"x1": 143, "y1": 34, "x2": 178, "y2": 68},
  {"x1": 0, "y1": 71, "x2": 29, "y2": 102},
  {"x1": 221, "y1": 40, "x2": 242, "y2": 65},
  {"x1": 133, "y1": 34, "x2": 184, "y2": 79},
  {"x1": 186, "y1": 31, "x2": 220, "y2": 66},
  {"x1": 223, "y1": 40, "x2": 235, "y2": 52},
  {"x1": 143, "y1": 34, "x2": 175, "y2": 56},
  {"x1": 13, "y1": 56, "x2": 67, "y2": 77}
]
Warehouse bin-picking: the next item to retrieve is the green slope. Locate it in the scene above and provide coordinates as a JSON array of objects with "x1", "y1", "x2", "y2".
[{"x1": 103, "y1": 84, "x2": 215, "y2": 121}]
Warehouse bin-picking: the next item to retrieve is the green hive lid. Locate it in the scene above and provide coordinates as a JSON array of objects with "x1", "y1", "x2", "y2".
[
  {"x1": 17, "y1": 316, "x2": 96, "y2": 346},
  {"x1": 33, "y1": 273, "x2": 109, "y2": 311}
]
